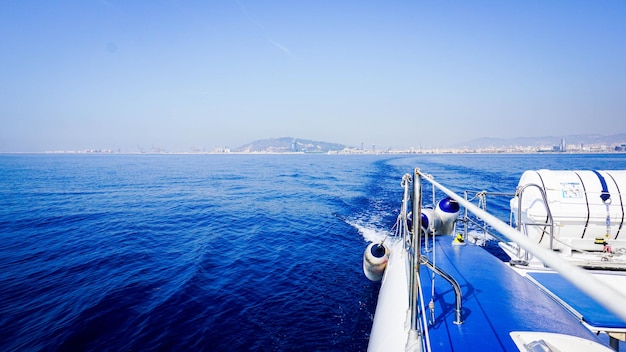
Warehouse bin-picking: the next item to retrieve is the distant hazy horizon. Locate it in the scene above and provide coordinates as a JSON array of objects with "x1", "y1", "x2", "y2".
[
  {"x1": 2, "y1": 1, "x2": 625, "y2": 153},
  {"x1": 2, "y1": 132, "x2": 623, "y2": 154}
]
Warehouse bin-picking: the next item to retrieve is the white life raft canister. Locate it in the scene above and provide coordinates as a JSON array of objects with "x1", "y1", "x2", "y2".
[{"x1": 511, "y1": 170, "x2": 626, "y2": 251}]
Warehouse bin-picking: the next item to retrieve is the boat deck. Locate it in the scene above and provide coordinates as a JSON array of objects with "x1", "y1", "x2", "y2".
[
  {"x1": 527, "y1": 271, "x2": 626, "y2": 331},
  {"x1": 421, "y1": 235, "x2": 606, "y2": 351}
]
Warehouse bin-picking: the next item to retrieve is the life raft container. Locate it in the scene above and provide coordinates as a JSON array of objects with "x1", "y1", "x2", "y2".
[{"x1": 511, "y1": 170, "x2": 626, "y2": 251}]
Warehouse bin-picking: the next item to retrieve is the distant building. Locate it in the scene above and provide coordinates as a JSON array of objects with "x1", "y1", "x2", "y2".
[
  {"x1": 553, "y1": 138, "x2": 567, "y2": 152},
  {"x1": 214, "y1": 146, "x2": 231, "y2": 153}
]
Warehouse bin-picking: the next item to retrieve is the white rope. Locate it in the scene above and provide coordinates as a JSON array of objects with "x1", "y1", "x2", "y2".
[
  {"x1": 428, "y1": 181, "x2": 437, "y2": 299},
  {"x1": 605, "y1": 199, "x2": 612, "y2": 239},
  {"x1": 418, "y1": 272, "x2": 433, "y2": 352}
]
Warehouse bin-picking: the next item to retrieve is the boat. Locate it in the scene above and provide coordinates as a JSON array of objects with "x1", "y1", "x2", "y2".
[{"x1": 363, "y1": 168, "x2": 626, "y2": 351}]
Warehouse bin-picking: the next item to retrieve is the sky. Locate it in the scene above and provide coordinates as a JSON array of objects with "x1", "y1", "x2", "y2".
[{"x1": 1, "y1": 1, "x2": 625, "y2": 152}]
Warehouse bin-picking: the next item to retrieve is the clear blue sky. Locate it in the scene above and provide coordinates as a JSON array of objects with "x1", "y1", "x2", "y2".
[{"x1": 1, "y1": 1, "x2": 625, "y2": 152}]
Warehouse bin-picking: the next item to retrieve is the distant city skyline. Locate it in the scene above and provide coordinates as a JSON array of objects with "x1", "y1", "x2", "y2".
[
  {"x1": 1, "y1": 1, "x2": 625, "y2": 153},
  {"x1": 26, "y1": 133, "x2": 626, "y2": 155}
]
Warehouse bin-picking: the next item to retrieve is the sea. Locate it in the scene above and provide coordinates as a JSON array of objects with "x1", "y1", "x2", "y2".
[{"x1": 2, "y1": 153, "x2": 626, "y2": 351}]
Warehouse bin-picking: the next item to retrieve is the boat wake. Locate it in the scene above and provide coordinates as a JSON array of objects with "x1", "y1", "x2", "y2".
[{"x1": 346, "y1": 218, "x2": 393, "y2": 244}]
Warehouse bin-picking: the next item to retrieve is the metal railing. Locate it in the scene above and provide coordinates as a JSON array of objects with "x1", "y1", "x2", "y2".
[
  {"x1": 411, "y1": 168, "x2": 626, "y2": 324},
  {"x1": 514, "y1": 183, "x2": 554, "y2": 261}
]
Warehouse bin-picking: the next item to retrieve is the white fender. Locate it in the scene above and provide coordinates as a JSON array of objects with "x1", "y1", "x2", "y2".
[
  {"x1": 363, "y1": 242, "x2": 390, "y2": 281},
  {"x1": 434, "y1": 197, "x2": 460, "y2": 235},
  {"x1": 421, "y1": 208, "x2": 434, "y2": 234}
]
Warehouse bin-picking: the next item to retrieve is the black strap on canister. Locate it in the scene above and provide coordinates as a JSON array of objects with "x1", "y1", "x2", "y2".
[
  {"x1": 605, "y1": 172, "x2": 624, "y2": 239},
  {"x1": 593, "y1": 170, "x2": 612, "y2": 240},
  {"x1": 574, "y1": 172, "x2": 590, "y2": 238}
]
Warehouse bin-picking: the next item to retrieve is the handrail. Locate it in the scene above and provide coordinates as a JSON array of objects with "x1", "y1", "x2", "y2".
[
  {"x1": 420, "y1": 256, "x2": 463, "y2": 325},
  {"x1": 462, "y1": 190, "x2": 515, "y2": 242},
  {"x1": 400, "y1": 174, "x2": 412, "y2": 246},
  {"x1": 410, "y1": 169, "x2": 422, "y2": 332},
  {"x1": 416, "y1": 168, "x2": 626, "y2": 322},
  {"x1": 516, "y1": 183, "x2": 554, "y2": 253}
]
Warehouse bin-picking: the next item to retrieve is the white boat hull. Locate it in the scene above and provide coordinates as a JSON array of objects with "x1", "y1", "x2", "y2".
[{"x1": 367, "y1": 240, "x2": 413, "y2": 352}]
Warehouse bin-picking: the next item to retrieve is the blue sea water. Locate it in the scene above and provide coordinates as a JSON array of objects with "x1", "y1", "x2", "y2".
[{"x1": 1, "y1": 153, "x2": 626, "y2": 351}]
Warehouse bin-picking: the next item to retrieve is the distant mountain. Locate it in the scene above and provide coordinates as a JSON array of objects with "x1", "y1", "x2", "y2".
[
  {"x1": 454, "y1": 133, "x2": 626, "y2": 149},
  {"x1": 234, "y1": 137, "x2": 348, "y2": 153}
]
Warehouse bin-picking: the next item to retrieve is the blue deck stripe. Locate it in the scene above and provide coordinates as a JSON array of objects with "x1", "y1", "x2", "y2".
[{"x1": 528, "y1": 271, "x2": 626, "y2": 329}]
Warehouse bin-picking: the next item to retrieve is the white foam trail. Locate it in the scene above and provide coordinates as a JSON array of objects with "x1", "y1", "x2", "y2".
[{"x1": 347, "y1": 220, "x2": 392, "y2": 243}]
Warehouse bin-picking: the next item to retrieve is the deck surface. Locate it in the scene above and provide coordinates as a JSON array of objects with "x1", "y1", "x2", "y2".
[
  {"x1": 528, "y1": 271, "x2": 626, "y2": 330},
  {"x1": 421, "y1": 235, "x2": 605, "y2": 351}
]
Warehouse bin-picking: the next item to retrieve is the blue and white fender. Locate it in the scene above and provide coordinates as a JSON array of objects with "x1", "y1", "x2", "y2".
[
  {"x1": 435, "y1": 197, "x2": 460, "y2": 235},
  {"x1": 363, "y1": 242, "x2": 390, "y2": 281}
]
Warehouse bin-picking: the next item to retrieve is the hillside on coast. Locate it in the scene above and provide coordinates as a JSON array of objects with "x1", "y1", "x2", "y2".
[
  {"x1": 232, "y1": 133, "x2": 626, "y2": 154},
  {"x1": 234, "y1": 137, "x2": 347, "y2": 153}
]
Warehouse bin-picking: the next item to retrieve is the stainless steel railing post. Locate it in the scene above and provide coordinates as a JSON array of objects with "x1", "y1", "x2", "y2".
[{"x1": 411, "y1": 168, "x2": 422, "y2": 331}]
